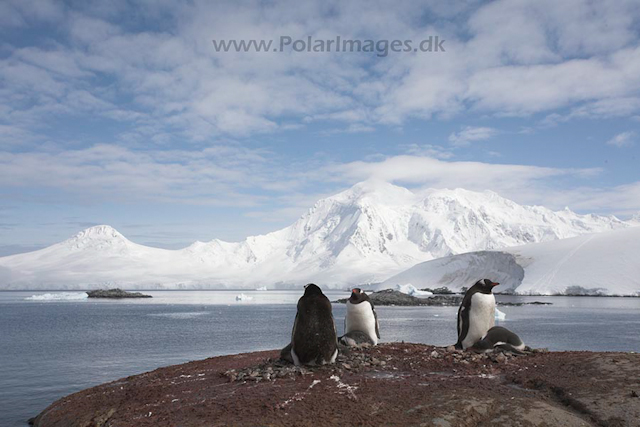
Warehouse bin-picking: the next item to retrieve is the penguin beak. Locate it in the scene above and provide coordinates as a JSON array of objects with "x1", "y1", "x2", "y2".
[
  {"x1": 352, "y1": 288, "x2": 360, "y2": 294},
  {"x1": 491, "y1": 282, "x2": 500, "y2": 287}
]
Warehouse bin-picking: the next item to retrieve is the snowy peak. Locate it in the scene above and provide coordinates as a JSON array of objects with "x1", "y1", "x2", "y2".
[
  {"x1": 0, "y1": 181, "x2": 635, "y2": 290},
  {"x1": 62, "y1": 225, "x2": 132, "y2": 252},
  {"x1": 328, "y1": 180, "x2": 418, "y2": 206}
]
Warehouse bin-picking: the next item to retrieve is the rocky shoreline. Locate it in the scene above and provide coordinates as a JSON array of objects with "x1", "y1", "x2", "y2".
[{"x1": 30, "y1": 343, "x2": 639, "y2": 426}]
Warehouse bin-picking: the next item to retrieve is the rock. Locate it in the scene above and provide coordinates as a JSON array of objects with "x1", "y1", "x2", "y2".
[
  {"x1": 29, "y1": 344, "x2": 640, "y2": 427},
  {"x1": 334, "y1": 290, "x2": 463, "y2": 306},
  {"x1": 86, "y1": 289, "x2": 152, "y2": 299},
  {"x1": 446, "y1": 345, "x2": 456, "y2": 353}
]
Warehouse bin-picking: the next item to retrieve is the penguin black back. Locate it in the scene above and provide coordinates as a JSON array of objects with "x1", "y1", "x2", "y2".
[{"x1": 291, "y1": 284, "x2": 338, "y2": 365}]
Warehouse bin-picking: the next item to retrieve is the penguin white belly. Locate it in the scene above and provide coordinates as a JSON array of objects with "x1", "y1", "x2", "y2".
[
  {"x1": 462, "y1": 293, "x2": 495, "y2": 349},
  {"x1": 345, "y1": 302, "x2": 378, "y2": 345}
]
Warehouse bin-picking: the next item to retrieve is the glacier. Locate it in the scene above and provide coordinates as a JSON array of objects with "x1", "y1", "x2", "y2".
[
  {"x1": 0, "y1": 181, "x2": 635, "y2": 292},
  {"x1": 379, "y1": 226, "x2": 640, "y2": 296}
]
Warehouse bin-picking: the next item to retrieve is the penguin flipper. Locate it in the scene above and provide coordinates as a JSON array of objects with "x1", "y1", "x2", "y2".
[
  {"x1": 374, "y1": 308, "x2": 380, "y2": 339},
  {"x1": 457, "y1": 304, "x2": 470, "y2": 348}
]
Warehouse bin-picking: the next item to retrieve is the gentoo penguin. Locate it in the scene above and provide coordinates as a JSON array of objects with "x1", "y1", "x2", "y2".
[
  {"x1": 455, "y1": 279, "x2": 499, "y2": 350},
  {"x1": 339, "y1": 330, "x2": 375, "y2": 347},
  {"x1": 471, "y1": 326, "x2": 526, "y2": 353},
  {"x1": 342, "y1": 288, "x2": 380, "y2": 346},
  {"x1": 289, "y1": 284, "x2": 338, "y2": 366}
]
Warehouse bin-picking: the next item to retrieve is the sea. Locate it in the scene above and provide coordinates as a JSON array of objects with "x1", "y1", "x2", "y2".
[{"x1": 1, "y1": 290, "x2": 639, "y2": 426}]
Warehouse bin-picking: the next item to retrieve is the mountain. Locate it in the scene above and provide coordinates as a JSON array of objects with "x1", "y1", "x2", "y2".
[
  {"x1": 378, "y1": 226, "x2": 640, "y2": 296},
  {"x1": 0, "y1": 181, "x2": 633, "y2": 290}
]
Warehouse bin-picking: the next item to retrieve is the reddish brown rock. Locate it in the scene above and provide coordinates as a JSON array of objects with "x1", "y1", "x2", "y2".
[{"x1": 30, "y1": 343, "x2": 640, "y2": 427}]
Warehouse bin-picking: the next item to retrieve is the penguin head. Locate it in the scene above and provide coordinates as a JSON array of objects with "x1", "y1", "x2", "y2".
[
  {"x1": 474, "y1": 279, "x2": 500, "y2": 294},
  {"x1": 348, "y1": 288, "x2": 369, "y2": 304},
  {"x1": 303, "y1": 283, "x2": 324, "y2": 296}
]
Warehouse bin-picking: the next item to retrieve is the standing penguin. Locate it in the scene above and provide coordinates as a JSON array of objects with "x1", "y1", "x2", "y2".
[
  {"x1": 455, "y1": 279, "x2": 499, "y2": 349},
  {"x1": 341, "y1": 288, "x2": 380, "y2": 346},
  {"x1": 290, "y1": 284, "x2": 338, "y2": 366}
]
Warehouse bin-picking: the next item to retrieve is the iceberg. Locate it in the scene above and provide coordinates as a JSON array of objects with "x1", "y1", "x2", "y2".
[
  {"x1": 235, "y1": 293, "x2": 253, "y2": 301},
  {"x1": 25, "y1": 292, "x2": 89, "y2": 301},
  {"x1": 394, "y1": 284, "x2": 433, "y2": 297},
  {"x1": 495, "y1": 308, "x2": 506, "y2": 321},
  {"x1": 255, "y1": 286, "x2": 268, "y2": 291}
]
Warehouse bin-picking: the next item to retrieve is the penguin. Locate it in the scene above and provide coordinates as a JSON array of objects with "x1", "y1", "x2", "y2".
[
  {"x1": 471, "y1": 326, "x2": 526, "y2": 354},
  {"x1": 289, "y1": 284, "x2": 338, "y2": 366},
  {"x1": 455, "y1": 279, "x2": 499, "y2": 350},
  {"x1": 339, "y1": 330, "x2": 375, "y2": 347},
  {"x1": 343, "y1": 288, "x2": 380, "y2": 346}
]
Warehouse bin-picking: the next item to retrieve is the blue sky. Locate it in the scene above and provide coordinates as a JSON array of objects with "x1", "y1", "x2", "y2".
[{"x1": 1, "y1": 0, "x2": 639, "y2": 255}]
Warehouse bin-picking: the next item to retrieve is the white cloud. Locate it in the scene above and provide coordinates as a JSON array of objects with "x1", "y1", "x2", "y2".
[
  {"x1": 448, "y1": 126, "x2": 498, "y2": 146},
  {"x1": 2, "y1": 0, "x2": 640, "y2": 143},
  {"x1": 606, "y1": 131, "x2": 635, "y2": 147}
]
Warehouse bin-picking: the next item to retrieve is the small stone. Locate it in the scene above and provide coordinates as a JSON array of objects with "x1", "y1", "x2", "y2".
[
  {"x1": 430, "y1": 350, "x2": 440, "y2": 359},
  {"x1": 495, "y1": 353, "x2": 507, "y2": 363},
  {"x1": 249, "y1": 371, "x2": 259, "y2": 378},
  {"x1": 631, "y1": 390, "x2": 639, "y2": 398},
  {"x1": 446, "y1": 345, "x2": 456, "y2": 352},
  {"x1": 380, "y1": 361, "x2": 386, "y2": 366},
  {"x1": 342, "y1": 363, "x2": 352, "y2": 370}
]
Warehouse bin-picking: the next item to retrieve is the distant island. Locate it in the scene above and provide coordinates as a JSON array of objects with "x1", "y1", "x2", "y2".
[
  {"x1": 334, "y1": 289, "x2": 463, "y2": 306},
  {"x1": 334, "y1": 289, "x2": 553, "y2": 307},
  {"x1": 86, "y1": 288, "x2": 152, "y2": 299}
]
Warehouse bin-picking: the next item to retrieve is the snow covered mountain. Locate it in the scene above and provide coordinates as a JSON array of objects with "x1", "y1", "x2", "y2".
[
  {"x1": 0, "y1": 181, "x2": 633, "y2": 290},
  {"x1": 378, "y1": 226, "x2": 640, "y2": 296}
]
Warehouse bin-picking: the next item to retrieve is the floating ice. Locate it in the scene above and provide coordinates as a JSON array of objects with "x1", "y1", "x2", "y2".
[
  {"x1": 394, "y1": 284, "x2": 433, "y2": 297},
  {"x1": 25, "y1": 292, "x2": 89, "y2": 301},
  {"x1": 495, "y1": 308, "x2": 506, "y2": 321},
  {"x1": 255, "y1": 286, "x2": 268, "y2": 291},
  {"x1": 235, "y1": 293, "x2": 253, "y2": 301}
]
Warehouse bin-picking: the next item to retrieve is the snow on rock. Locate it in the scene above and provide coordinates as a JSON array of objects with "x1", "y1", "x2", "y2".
[
  {"x1": 0, "y1": 182, "x2": 634, "y2": 290},
  {"x1": 379, "y1": 226, "x2": 640, "y2": 296},
  {"x1": 394, "y1": 284, "x2": 433, "y2": 297}
]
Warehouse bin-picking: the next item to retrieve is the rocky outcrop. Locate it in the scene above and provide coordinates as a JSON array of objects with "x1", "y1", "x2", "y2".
[
  {"x1": 30, "y1": 343, "x2": 640, "y2": 427},
  {"x1": 86, "y1": 288, "x2": 152, "y2": 298},
  {"x1": 335, "y1": 289, "x2": 463, "y2": 306}
]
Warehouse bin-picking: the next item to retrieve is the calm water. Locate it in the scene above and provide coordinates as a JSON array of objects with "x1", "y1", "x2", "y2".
[{"x1": 1, "y1": 290, "x2": 639, "y2": 426}]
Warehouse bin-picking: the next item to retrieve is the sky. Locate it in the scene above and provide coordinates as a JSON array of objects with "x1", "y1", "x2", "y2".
[{"x1": 1, "y1": 0, "x2": 640, "y2": 255}]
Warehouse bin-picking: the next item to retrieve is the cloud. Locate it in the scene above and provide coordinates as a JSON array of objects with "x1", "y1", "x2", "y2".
[
  {"x1": 325, "y1": 154, "x2": 640, "y2": 217},
  {"x1": 448, "y1": 126, "x2": 498, "y2": 146},
  {"x1": 606, "y1": 131, "x2": 635, "y2": 147},
  {"x1": 2, "y1": 0, "x2": 640, "y2": 145},
  {"x1": 0, "y1": 144, "x2": 298, "y2": 207}
]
